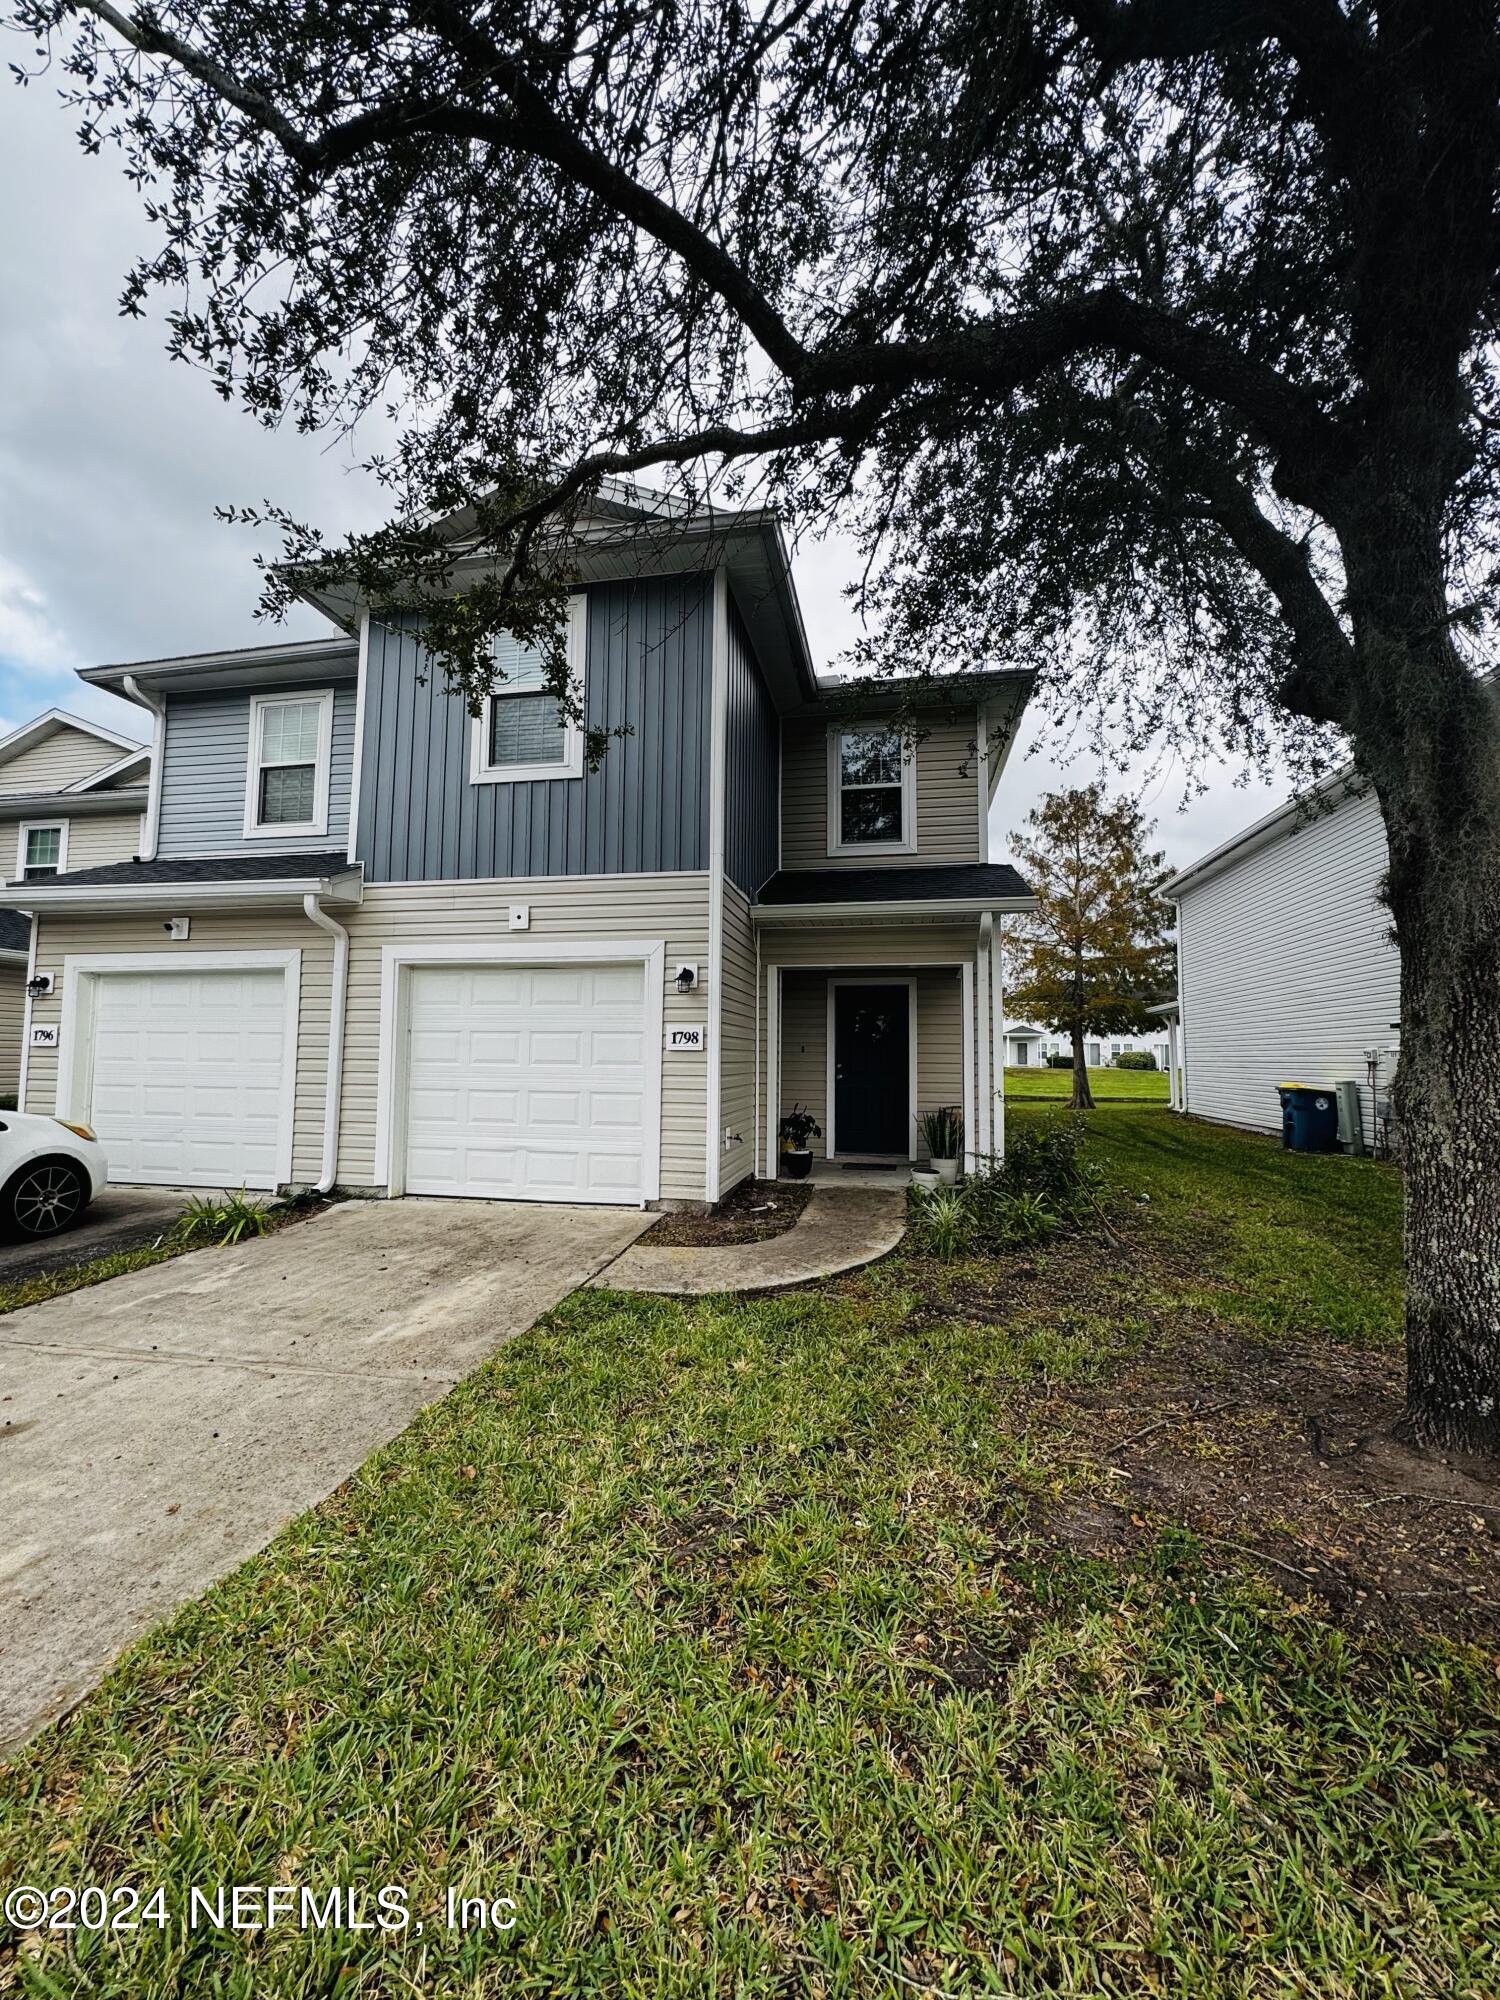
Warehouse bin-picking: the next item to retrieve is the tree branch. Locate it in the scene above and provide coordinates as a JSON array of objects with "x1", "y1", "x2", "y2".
[
  {"x1": 67, "y1": 0, "x2": 814, "y2": 379},
  {"x1": 1185, "y1": 459, "x2": 1354, "y2": 723},
  {"x1": 807, "y1": 287, "x2": 1344, "y2": 470}
]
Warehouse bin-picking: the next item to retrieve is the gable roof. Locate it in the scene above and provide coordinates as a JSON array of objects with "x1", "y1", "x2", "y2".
[
  {"x1": 0, "y1": 707, "x2": 144, "y2": 772},
  {"x1": 63, "y1": 745, "x2": 152, "y2": 791},
  {"x1": 1161, "y1": 765, "x2": 1368, "y2": 900}
]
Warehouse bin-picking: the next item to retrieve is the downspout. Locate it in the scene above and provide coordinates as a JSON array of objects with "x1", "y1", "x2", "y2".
[
  {"x1": 302, "y1": 893, "x2": 350, "y2": 1194},
  {"x1": 122, "y1": 674, "x2": 166, "y2": 861},
  {"x1": 17, "y1": 916, "x2": 37, "y2": 1120}
]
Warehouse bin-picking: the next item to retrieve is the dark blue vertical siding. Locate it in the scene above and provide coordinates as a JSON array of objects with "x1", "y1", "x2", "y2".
[
  {"x1": 356, "y1": 575, "x2": 711, "y2": 880},
  {"x1": 724, "y1": 601, "x2": 780, "y2": 894},
  {"x1": 156, "y1": 678, "x2": 357, "y2": 857}
]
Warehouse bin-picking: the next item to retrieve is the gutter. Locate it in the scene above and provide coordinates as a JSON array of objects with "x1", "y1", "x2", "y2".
[
  {"x1": 121, "y1": 674, "x2": 167, "y2": 860},
  {"x1": 302, "y1": 893, "x2": 351, "y2": 1194},
  {"x1": 10, "y1": 876, "x2": 362, "y2": 914},
  {"x1": 753, "y1": 896, "x2": 1038, "y2": 925}
]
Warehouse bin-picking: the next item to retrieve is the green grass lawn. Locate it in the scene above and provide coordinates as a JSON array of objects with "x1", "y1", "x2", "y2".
[
  {"x1": 1005, "y1": 1063, "x2": 1169, "y2": 1102},
  {"x1": 2, "y1": 1112, "x2": 1494, "y2": 1999}
]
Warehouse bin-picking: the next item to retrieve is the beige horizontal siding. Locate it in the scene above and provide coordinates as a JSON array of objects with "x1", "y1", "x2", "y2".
[
  {"x1": 761, "y1": 921, "x2": 981, "y2": 968},
  {"x1": 61, "y1": 812, "x2": 145, "y2": 873},
  {"x1": 0, "y1": 730, "x2": 125, "y2": 795},
  {"x1": 717, "y1": 884, "x2": 758, "y2": 1193},
  {"x1": 336, "y1": 875, "x2": 712, "y2": 1200},
  {"x1": 780, "y1": 715, "x2": 982, "y2": 869},
  {"x1": 24, "y1": 909, "x2": 333, "y2": 1184},
  {"x1": 0, "y1": 965, "x2": 25, "y2": 1096}
]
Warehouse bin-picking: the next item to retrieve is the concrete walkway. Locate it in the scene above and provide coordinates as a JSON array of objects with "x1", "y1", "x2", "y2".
[
  {"x1": 595, "y1": 1185, "x2": 907, "y2": 1296},
  {"x1": 0, "y1": 1197, "x2": 652, "y2": 1753}
]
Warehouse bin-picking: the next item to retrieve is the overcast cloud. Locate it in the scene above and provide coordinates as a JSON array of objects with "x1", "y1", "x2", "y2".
[{"x1": 1, "y1": 73, "x2": 1290, "y2": 870}]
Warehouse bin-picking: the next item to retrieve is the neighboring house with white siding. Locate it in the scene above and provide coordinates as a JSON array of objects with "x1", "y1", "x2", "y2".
[
  {"x1": 1164, "y1": 776, "x2": 1399, "y2": 1145},
  {"x1": 0, "y1": 709, "x2": 150, "y2": 1098},
  {"x1": 1005, "y1": 1025, "x2": 1171, "y2": 1068},
  {"x1": 12, "y1": 487, "x2": 1036, "y2": 1204}
]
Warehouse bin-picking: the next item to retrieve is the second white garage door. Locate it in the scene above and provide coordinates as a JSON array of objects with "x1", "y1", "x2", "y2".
[
  {"x1": 86, "y1": 967, "x2": 291, "y2": 1189},
  {"x1": 403, "y1": 961, "x2": 650, "y2": 1203}
]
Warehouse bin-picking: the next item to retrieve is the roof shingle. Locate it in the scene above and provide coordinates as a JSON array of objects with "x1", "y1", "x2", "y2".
[{"x1": 756, "y1": 863, "x2": 1031, "y2": 906}]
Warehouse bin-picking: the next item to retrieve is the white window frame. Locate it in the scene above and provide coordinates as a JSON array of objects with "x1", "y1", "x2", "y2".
[
  {"x1": 15, "y1": 819, "x2": 68, "y2": 882},
  {"x1": 242, "y1": 689, "x2": 335, "y2": 840},
  {"x1": 470, "y1": 594, "x2": 588, "y2": 787},
  {"x1": 825, "y1": 725, "x2": 916, "y2": 857}
]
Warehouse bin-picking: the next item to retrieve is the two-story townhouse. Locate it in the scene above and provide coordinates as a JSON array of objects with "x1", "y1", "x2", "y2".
[
  {"x1": 0, "y1": 708, "x2": 150, "y2": 1098},
  {"x1": 12, "y1": 490, "x2": 1035, "y2": 1204}
]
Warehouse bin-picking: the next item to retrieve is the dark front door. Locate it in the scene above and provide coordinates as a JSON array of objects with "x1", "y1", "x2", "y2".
[{"x1": 833, "y1": 983, "x2": 910, "y2": 1156}]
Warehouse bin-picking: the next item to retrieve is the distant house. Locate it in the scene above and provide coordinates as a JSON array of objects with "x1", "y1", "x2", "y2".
[
  {"x1": 1163, "y1": 775, "x2": 1397, "y2": 1144},
  {"x1": 0, "y1": 709, "x2": 150, "y2": 1100},
  {"x1": 1004, "y1": 1023, "x2": 1170, "y2": 1068}
]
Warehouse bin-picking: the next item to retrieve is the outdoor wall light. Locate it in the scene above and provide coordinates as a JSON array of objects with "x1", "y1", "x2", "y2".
[
  {"x1": 675, "y1": 963, "x2": 698, "y2": 994},
  {"x1": 25, "y1": 974, "x2": 52, "y2": 1000}
]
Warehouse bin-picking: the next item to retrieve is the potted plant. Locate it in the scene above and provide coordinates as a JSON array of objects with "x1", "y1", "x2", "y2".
[
  {"x1": 778, "y1": 1104, "x2": 821, "y2": 1179},
  {"x1": 918, "y1": 1105, "x2": 964, "y2": 1185}
]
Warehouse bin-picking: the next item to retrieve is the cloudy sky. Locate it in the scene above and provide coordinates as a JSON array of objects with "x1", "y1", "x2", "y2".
[{"x1": 1, "y1": 71, "x2": 1291, "y2": 871}]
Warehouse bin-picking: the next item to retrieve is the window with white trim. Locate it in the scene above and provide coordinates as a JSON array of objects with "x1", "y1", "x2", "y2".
[
  {"x1": 243, "y1": 692, "x2": 334, "y2": 838},
  {"x1": 17, "y1": 820, "x2": 66, "y2": 880},
  {"x1": 470, "y1": 596, "x2": 587, "y2": 785},
  {"x1": 827, "y1": 726, "x2": 915, "y2": 853}
]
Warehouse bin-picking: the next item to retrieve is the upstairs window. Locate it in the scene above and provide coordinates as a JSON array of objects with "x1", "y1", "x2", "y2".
[
  {"x1": 470, "y1": 598, "x2": 587, "y2": 786},
  {"x1": 827, "y1": 726, "x2": 914, "y2": 854},
  {"x1": 243, "y1": 691, "x2": 333, "y2": 838},
  {"x1": 18, "y1": 821, "x2": 66, "y2": 880}
]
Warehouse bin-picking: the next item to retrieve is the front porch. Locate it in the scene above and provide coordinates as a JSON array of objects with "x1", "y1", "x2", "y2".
[{"x1": 755, "y1": 914, "x2": 1016, "y2": 1180}]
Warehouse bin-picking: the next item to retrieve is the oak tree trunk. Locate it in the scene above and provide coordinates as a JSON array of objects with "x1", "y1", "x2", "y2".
[
  {"x1": 1070, "y1": 1026, "x2": 1094, "y2": 1111},
  {"x1": 1342, "y1": 512, "x2": 1500, "y2": 1457}
]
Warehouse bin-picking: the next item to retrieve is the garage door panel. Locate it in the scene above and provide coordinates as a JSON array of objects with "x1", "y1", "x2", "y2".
[
  {"x1": 465, "y1": 1090, "x2": 519, "y2": 1124},
  {"x1": 468, "y1": 1030, "x2": 522, "y2": 1064},
  {"x1": 85, "y1": 967, "x2": 290, "y2": 1190},
  {"x1": 403, "y1": 960, "x2": 650, "y2": 1203},
  {"x1": 590, "y1": 1031, "x2": 644, "y2": 1068}
]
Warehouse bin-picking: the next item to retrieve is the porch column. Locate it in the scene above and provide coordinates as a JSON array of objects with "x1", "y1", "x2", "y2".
[
  {"x1": 961, "y1": 960, "x2": 976, "y2": 1172},
  {"x1": 763, "y1": 963, "x2": 781, "y2": 1176},
  {"x1": 991, "y1": 916, "x2": 1006, "y2": 1160},
  {"x1": 975, "y1": 922, "x2": 992, "y2": 1159}
]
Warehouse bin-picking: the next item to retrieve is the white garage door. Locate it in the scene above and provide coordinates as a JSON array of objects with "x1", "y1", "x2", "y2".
[
  {"x1": 404, "y1": 961, "x2": 648, "y2": 1202},
  {"x1": 87, "y1": 968, "x2": 290, "y2": 1189}
]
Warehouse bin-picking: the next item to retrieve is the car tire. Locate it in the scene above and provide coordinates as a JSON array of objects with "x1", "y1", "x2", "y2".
[{"x1": 4, "y1": 1158, "x2": 88, "y2": 1239}]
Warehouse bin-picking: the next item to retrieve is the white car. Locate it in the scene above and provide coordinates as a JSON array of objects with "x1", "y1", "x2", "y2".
[{"x1": 0, "y1": 1111, "x2": 108, "y2": 1239}]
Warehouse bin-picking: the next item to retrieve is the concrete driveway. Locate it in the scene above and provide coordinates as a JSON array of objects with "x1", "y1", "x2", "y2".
[{"x1": 0, "y1": 1198, "x2": 652, "y2": 1752}]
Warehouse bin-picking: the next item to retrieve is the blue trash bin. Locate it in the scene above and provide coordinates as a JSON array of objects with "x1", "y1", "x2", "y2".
[{"x1": 1277, "y1": 1084, "x2": 1341, "y2": 1153}]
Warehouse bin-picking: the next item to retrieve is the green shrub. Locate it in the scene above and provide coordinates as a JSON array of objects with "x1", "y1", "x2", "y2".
[
  {"x1": 167, "y1": 1188, "x2": 278, "y2": 1249},
  {"x1": 909, "y1": 1185, "x2": 970, "y2": 1261},
  {"x1": 908, "y1": 1115, "x2": 1099, "y2": 1260},
  {"x1": 1114, "y1": 1050, "x2": 1157, "y2": 1070},
  {"x1": 1003, "y1": 1112, "x2": 1093, "y2": 1207},
  {"x1": 1044, "y1": 1052, "x2": 1071, "y2": 1069}
]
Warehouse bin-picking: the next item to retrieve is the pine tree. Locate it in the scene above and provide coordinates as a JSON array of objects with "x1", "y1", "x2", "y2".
[{"x1": 1008, "y1": 787, "x2": 1175, "y2": 1112}]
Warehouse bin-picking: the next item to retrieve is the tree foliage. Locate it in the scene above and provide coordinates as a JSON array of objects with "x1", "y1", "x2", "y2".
[
  {"x1": 1007, "y1": 785, "x2": 1175, "y2": 1108},
  {"x1": 8, "y1": 2, "x2": 1495, "y2": 759}
]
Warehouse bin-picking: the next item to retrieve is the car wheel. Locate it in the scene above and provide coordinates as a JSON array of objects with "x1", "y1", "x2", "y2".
[{"x1": 7, "y1": 1159, "x2": 87, "y2": 1238}]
